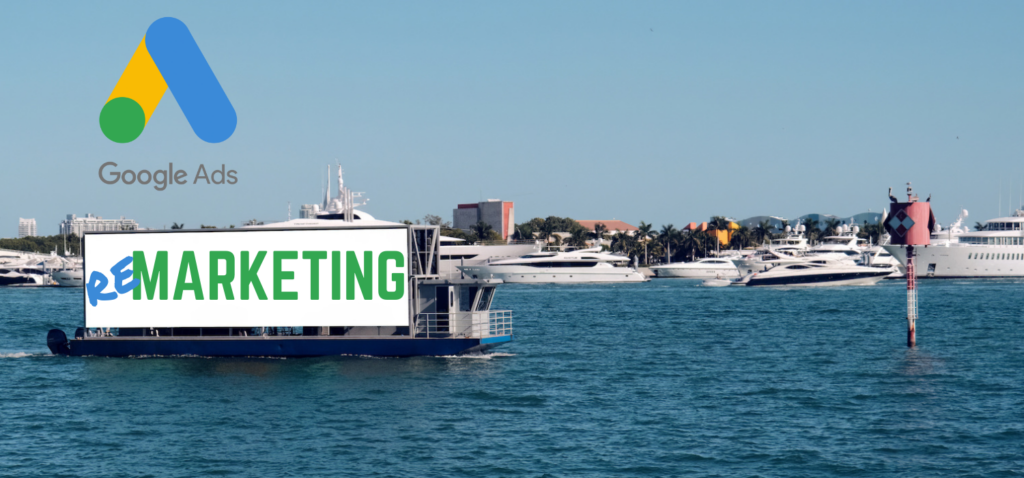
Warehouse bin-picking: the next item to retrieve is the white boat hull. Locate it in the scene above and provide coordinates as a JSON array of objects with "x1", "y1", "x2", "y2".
[
  {"x1": 651, "y1": 267, "x2": 739, "y2": 279},
  {"x1": 884, "y1": 244, "x2": 1024, "y2": 278},
  {"x1": 52, "y1": 270, "x2": 84, "y2": 287},
  {"x1": 459, "y1": 265, "x2": 648, "y2": 283},
  {"x1": 746, "y1": 271, "x2": 890, "y2": 287}
]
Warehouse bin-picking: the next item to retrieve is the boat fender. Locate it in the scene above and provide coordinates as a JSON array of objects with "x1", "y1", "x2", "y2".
[{"x1": 46, "y1": 329, "x2": 70, "y2": 355}]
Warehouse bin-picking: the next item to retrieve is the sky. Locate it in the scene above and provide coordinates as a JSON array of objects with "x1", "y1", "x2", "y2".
[{"x1": 2, "y1": 1, "x2": 1024, "y2": 237}]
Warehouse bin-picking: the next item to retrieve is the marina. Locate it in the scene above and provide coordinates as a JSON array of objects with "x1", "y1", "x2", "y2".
[{"x1": 5, "y1": 2, "x2": 1023, "y2": 475}]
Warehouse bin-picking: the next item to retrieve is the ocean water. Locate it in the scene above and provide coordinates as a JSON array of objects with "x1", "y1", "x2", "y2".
[{"x1": 2, "y1": 280, "x2": 1023, "y2": 477}]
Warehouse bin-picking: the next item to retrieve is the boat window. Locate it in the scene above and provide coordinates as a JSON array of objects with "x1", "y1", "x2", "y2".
[
  {"x1": 460, "y1": 286, "x2": 479, "y2": 312},
  {"x1": 787, "y1": 265, "x2": 810, "y2": 269},
  {"x1": 475, "y1": 287, "x2": 495, "y2": 311}
]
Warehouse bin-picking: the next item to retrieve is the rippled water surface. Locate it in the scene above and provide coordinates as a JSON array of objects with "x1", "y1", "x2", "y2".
[{"x1": 2, "y1": 280, "x2": 1024, "y2": 477}]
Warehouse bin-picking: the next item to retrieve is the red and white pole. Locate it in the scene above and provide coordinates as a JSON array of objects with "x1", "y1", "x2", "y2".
[{"x1": 905, "y1": 245, "x2": 917, "y2": 348}]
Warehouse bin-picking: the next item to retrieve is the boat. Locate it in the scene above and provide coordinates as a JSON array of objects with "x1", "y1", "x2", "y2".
[
  {"x1": 458, "y1": 246, "x2": 648, "y2": 283},
  {"x1": 0, "y1": 262, "x2": 52, "y2": 286},
  {"x1": 743, "y1": 258, "x2": 893, "y2": 287},
  {"x1": 47, "y1": 221, "x2": 515, "y2": 358},
  {"x1": 806, "y1": 225, "x2": 868, "y2": 260},
  {"x1": 883, "y1": 208, "x2": 1024, "y2": 278},
  {"x1": 52, "y1": 268, "x2": 84, "y2": 287},
  {"x1": 701, "y1": 276, "x2": 734, "y2": 287},
  {"x1": 731, "y1": 225, "x2": 812, "y2": 275},
  {"x1": 438, "y1": 236, "x2": 543, "y2": 278},
  {"x1": 649, "y1": 257, "x2": 740, "y2": 279}
]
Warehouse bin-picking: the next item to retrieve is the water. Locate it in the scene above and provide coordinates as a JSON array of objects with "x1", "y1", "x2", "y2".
[{"x1": 2, "y1": 280, "x2": 1023, "y2": 477}]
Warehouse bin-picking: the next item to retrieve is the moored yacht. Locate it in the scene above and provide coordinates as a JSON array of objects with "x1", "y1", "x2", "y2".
[
  {"x1": 0, "y1": 262, "x2": 51, "y2": 286},
  {"x1": 459, "y1": 247, "x2": 648, "y2": 283},
  {"x1": 649, "y1": 257, "x2": 739, "y2": 278},
  {"x1": 743, "y1": 258, "x2": 893, "y2": 287},
  {"x1": 884, "y1": 209, "x2": 1024, "y2": 278}
]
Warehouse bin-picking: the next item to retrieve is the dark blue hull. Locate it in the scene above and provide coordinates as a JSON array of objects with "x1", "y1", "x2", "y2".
[{"x1": 47, "y1": 329, "x2": 511, "y2": 357}]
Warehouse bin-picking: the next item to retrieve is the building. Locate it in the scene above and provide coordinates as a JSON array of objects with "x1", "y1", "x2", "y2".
[
  {"x1": 576, "y1": 220, "x2": 638, "y2": 236},
  {"x1": 18, "y1": 218, "x2": 37, "y2": 238},
  {"x1": 60, "y1": 214, "x2": 138, "y2": 236},
  {"x1": 453, "y1": 200, "x2": 514, "y2": 240}
]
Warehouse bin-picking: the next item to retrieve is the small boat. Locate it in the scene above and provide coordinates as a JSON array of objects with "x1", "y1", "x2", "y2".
[{"x1": 701, "y1": 277, "x2": 733, "y2": 287}]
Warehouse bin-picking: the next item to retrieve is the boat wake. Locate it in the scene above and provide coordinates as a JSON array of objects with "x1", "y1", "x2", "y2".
[{"x1": 0, "y1": 352, "x2": 46, "y2": 358}]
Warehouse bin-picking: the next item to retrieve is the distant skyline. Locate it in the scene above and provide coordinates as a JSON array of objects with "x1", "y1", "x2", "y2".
[{"x1": 4, "y1": 1, "x2": 1024, "y2": 236}]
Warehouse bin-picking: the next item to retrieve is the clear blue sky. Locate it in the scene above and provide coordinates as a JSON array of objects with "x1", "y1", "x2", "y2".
[{"x1": 2, "y1": 1, "x2": 1023, "y2": 236}]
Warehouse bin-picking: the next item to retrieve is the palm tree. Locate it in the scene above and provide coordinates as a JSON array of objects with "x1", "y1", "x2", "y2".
[
  {"x1": 637, "y1": 221, "x2": 654, "y2": 265},
  {"x1": 537, "y1": 221, "x2": 557, "y2": 244},
  {"x1": 590, "y1": 222, "x2": 608, "y2": 245},
  {"x1": 471, "y1": 221, "x2": 494, "y2": 242},
  {"x1": 568, "y1": 228, "x2": 589, "y2": 248},
  {"x1": 974, "y1": 222, "x2": 987, "y2": 231},
  {"x1": 731, "y1": 226, "x2": 752, "y2": 249},
  {"x1": 513, "y1": 224, "x2": 534, "y2": 241},
  {"x1": 171, "y1": 222, "x2": 184, "y2": 230},
  {"x1": 752, "y1": 220, "x2": 773, "y2": 245},
  {"x1": 680, "y1": 231, "x2": 703, "y2": 261},
  {"x1": 659, "y1": 224, "x2": 677, "y2": 263},
  {"x1": 823, "y1": 218, "x2": 841, "y2": 236},
  {"x1": 801, "y1": 217, "x2": 820, "y2": 244},
  {"x1": 708, "y1": 216, "x2": 731, "y2": 252}
]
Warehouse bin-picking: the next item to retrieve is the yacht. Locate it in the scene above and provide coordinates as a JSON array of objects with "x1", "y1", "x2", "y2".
[
  {"x1": 438, "y1": 237, "x2": 543, "y2": 277},
  {"x1": 649, "y1": 257, "x2": 740, "y2": 278},
  {"x1": 0, "y1": 262, "x2": 52, "y2": 286},
  {"x1": 884, "y1": 209, "x2": 1024, "y2": 278},
  {"x1": 731, "y1": 226, "x2": 811, "y2": 275},
  {"x1": 742, "y1": 258, "x2": 893, "y2": 287},
  {"x1": 807, "y1": 225, "x2": 868, "y2": 260},
  {"x1": 264, "y1": 165, "x2": 543, "y2": 277},
  {"x1": 458, "y1": 247, "x2": 648, "y2": 283}
]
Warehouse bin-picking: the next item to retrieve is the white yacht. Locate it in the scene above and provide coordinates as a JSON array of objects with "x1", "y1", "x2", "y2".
[
  {"x1": 649, "y1": 257, "x2": 739, "y2": 279},
  {"x1": 0, "y1": 261, "x2": 52, "y2": 286},
  {"x1": 438, "y1": 237, "x2": 542, "y2": 277},
  {"x1": 731, "y1": 226, "x2": 812, "y2": 275},
  {"x1": 884, "y1": 209, "x2": 1024, "y2": 278},
  {"x1": 458, "y1": 247, "x2": 648, "y2": 283},
  {"x1": 807, "y1": 225, "x2": 868, "y2": 260},
  {"x1": 261, "y1": 165, "x2": 542, "y2": 276},
  {"x1": 742, "y1": 258, "x2": 893, "y2": 287}
]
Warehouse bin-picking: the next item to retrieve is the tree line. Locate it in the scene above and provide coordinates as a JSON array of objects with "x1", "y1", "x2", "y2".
[{"x1": 0, "y1": 234, "x2": 81, "y2": 256}]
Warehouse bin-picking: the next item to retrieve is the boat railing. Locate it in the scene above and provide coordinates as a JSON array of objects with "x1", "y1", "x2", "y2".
[{"x1": 414, "y1": 310, "x2": 513, "y2": 339}]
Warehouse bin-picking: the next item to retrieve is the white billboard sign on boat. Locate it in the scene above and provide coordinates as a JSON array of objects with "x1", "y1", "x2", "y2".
[{"x1": 83, "y1": 227, "x2": 409, "y2": 328}]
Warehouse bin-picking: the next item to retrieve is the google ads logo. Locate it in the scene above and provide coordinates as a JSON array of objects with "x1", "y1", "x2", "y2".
[{"x1": 100, "y1": 17, "x2": 236, "y2": 144}]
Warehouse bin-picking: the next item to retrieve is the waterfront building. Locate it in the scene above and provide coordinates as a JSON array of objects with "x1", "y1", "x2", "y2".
[
  {"x1": 577, "y1": 220, "x2": 637, "y2": 236},
  {"x1": 453, "y1": 199, "x2": 514, "y2": 240},
  {"x1": 18, "y1": 218, "x2": 37, "y2": 238},
  {"x1": 59, "y1": 214, "x2": 138, "y2": 236}
]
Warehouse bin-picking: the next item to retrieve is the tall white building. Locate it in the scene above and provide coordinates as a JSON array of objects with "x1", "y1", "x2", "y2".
[
  {"x1": 60, "y1": 214, "x2": 138, "y2": 236},
  {"x1": 18, "y1": 218, "x2": 37, "y2": 238}
]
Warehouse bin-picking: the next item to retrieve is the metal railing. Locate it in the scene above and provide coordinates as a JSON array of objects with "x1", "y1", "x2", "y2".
[{"x1": 414, "y1": 310, "x2": 512, "y2": 339}]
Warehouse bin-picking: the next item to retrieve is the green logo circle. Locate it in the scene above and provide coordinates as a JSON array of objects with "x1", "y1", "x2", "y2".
[{"x1": 99, "y1": 97, "x2": 146, "y2": 143}]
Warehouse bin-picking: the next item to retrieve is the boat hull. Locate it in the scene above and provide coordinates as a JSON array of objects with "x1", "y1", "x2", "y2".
[
  {"x1": 650, "y1": 267, "x2": 739, "y2": 279},
  {"x1": 884, "y1": 244, "x2": 1024, "y2": 278},
  {"x1": 459, "y1": 266, "x2": 648, "y2": 283},
  {"x1": 52, "y1": 270, "x2": 83, "y2": 287},
  {"x1": 746, "y1": 270, "x2": 890, "y2": 287},
  {"x1": 46, "y1": 329, "x2": 511, "y2": 357}
]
